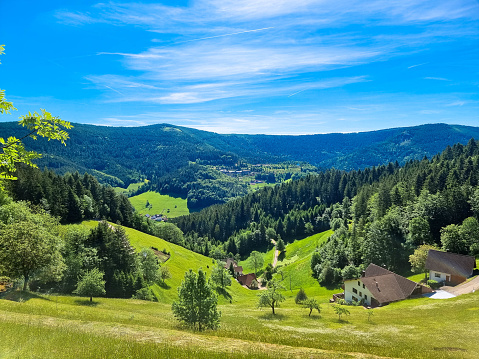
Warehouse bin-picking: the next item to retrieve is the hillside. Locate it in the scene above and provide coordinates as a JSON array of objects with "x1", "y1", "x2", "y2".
[
  {"x1": 1, "y1": 279, "x2": 478, "y2": 358},
  {"x1": 2, "y1": 122, "x2": 479, "y2": 185},
  {"x1": 81, "y1": 221, "x2": 255, "y2": 303}
]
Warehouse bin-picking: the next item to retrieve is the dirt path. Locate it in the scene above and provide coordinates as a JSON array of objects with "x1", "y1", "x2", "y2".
[
  {"x1": 271, "y1": 239, "x2": 279, "y2": 268},
  {"x1": 442, "y1": 276, "x2": 479, "y2": 296}
]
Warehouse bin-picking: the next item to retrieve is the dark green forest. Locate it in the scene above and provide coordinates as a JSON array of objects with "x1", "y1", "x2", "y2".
[
  {"x1": 173, "y1": 139, "x2": 479, "y2": 280},
  {"x1": 3, "y1": 121, "x2": 479, "y2": 210}
]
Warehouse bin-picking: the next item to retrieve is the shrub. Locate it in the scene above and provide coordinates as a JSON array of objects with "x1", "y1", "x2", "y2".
[
  {"x1": 295, "y1": 288, "x2": 308, "y2": 304},
  {"x1": 133, "y1": 287, "x2": 156, "y2": 301},
  {"x1": 427, "y1": 280, "x2": 441, "y2": 289}
]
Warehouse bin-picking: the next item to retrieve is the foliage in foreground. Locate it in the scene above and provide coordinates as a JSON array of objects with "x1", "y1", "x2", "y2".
[{"x1": 172, "y1": 269, "x2": 221, "y2": 331}]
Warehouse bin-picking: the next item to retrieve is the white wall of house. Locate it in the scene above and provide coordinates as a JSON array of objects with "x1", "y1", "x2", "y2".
[
  {"x1": 344, "y1": 279, "x2": 374, "y2": 306},
  {"x1": 429, "y1": 270, "x2": 448, "y2": 283}
]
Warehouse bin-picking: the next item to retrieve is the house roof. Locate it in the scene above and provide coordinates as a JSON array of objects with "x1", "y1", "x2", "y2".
[
  {"x1": 360, "y1": 264, "x2": 420, "y2": 304},
  {"x1": 224, "y1": 258, "x2": 237, "y2": 269},
  {"x1": 234, "y1": 266, "x2": 243, "y2": 273},
  {"x1": 425, "y1": 249, "x2": 475, "y2": 278},
  {"x1": 237, "y1": 273, "x2": 257, "y2": 287}
]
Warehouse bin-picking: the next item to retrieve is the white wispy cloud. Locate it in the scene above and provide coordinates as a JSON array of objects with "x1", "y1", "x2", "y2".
[
  {"x1": 51, "y1": 0, "x2": 479, "y2": 131},
  {"x1": 424, "y1": 77, "x2": 451, "y2": 81}
]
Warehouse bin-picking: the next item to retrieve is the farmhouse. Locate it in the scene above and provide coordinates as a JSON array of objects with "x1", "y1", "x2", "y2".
[
  {"x1": 425, "y1": 249, "x2": 475, "y2": 286},
  {"x1": 223, "y1": 258, "x2": 243, "y2": 277},
  {"x1": 343, "y1": 264, "x2": 432, "y2": 307},
  {"x1": 237, "y1": 273, "x2": 258, "y2": 289}
]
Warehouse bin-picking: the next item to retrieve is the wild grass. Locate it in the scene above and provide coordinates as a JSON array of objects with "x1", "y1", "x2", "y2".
[
  {"x1": 113, "y1": 181, "x2": 148, "y2": 195},
  {"x1": 1, "y1": 289, "x2": 478, "y2": 359},
  {"x1": 2, "y1": 225, "x2": 477, "y2": 358},
  {"x1": 128, "y1": 191, "x2": 189, "y2": 218}
]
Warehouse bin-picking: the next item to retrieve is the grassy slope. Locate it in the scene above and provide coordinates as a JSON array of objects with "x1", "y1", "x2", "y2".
[
  {"x1": 1, "y1": 289, "x2": 478, "y2": 359},
  {"x1": 113, "y1": 181, "x2": 147, "y2": 194},
  {"x1": 82, "y1": 221, "x2": 253, "y2": 304},
  {"x1": 128, "y1": 191, "x2": 189, "y2": 218},
  {"x1": 1, "y1": 225, "x2": 479, "y2": 358}
]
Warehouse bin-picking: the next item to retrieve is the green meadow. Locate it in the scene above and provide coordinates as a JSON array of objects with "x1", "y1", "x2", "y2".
[
  {"x1": 1, "y1": 225, "x2": 478, "y2": 358},
  {"x1": 128, "y1": 191, "x2": 189, "y2": 218},
  {"x1": 113, "y1": 181, "x2": 148, "y2": 195}
]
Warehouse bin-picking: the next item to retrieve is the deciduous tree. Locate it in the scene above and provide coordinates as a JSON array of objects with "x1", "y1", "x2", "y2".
[
  {"x1": 210, "y1": 262, "x2": 232, "y2": 289},
  {"x1": 303, "y1": 298, "x2": 321, "y2": 316},
  {"x1": 0, "y1": 202, "x2": 63, "y2": 291},
  {"x1": 258, "y1": 280, "x2": 285, "y2": 315},
  {"x1": 409, "y1": 244, "x2": 438, "y2": 280},
  {"x1": 172, "y1": 269, "x2": 220, "y2": 331},
  {"x1": 0, "y1": 45, "x2": 72, "y2": 190},
  {"x1": 249, "y1": 251, "x2": 264, "y2": 274},
  {"x1": 74, "y1": 268, "x2": 106, "y2": 302}
]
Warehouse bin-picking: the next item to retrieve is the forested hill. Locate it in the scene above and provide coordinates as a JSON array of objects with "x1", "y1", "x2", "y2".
[{"x1": 2, "y1": 121, "x2": 479, "y2": 186}]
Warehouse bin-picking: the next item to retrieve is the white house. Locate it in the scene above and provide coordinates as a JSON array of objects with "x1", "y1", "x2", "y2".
[
  {"x1": 343, "y1": 263, "x2": 431, "y2": 307},
  {"x1": 425, "y1": 249, "x2": 475, "y2": 286}
]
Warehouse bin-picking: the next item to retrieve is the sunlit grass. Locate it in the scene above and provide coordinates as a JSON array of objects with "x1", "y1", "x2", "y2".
[
  {"x1": 128, "y1": 191, "x2": 189, "y2": 218},
  {"x1": 1, "y1": 289, "x2": 478, "y2": 358}
]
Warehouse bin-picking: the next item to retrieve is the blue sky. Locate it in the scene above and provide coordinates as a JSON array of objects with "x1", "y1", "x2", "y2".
[{"x1": 1, "y1": 0, "x2": 478, "y2": 134}]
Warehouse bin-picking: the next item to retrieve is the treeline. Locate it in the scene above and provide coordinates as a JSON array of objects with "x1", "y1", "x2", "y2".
[
  {"x1": 9, "y1": 166, "x2": 136, "y2": 225},
  {"x1": 8, "y1": 166, "x2": 186, "y2": 247},
  {"x1": 131, "y1": 164, "x2": 248, "y2": 209},
  {"x1": 312, "y1": 139, "x2": 479, "y2": 285},
  {"x1": 0, "y1": 198, "x2": 164, "y2": 300}
]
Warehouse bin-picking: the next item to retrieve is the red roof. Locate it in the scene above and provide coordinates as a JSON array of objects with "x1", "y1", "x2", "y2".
[{"x1": 237, "y1": 273, "x2": 257, "y2": 287}]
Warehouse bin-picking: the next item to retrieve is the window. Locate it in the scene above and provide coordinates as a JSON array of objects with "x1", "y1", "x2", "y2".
[
  {"x1": 352, "y1": 296, "x2": 358, "y2": 302},
  {"x1": 363, "y1": 284, "x2": 365, "y2": 289},
  {"x1": 358, "y1": 281, "x2": 361, "y2": 286},
  {"x1": 353, "y1": 288, "x2": 357, "y2": 294},
  {"x1": 365, "y1": 295, "x2": 368, "y2": 300},
  {"x1": 359, "y1": 291, "x2": 362, "y2": 297},
  {"x1": 435, "y1": 272, "x2": 441, "y2": 278}
]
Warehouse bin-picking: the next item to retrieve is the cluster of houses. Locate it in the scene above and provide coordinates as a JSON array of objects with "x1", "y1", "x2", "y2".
[
  {"x1": 219, "y1": 169, "x2": 251, "y2": 177},
  {"x1": 224, "y1": 258, "x2": 259, "y2": 289},
  {"x1": 144, "y1": 214, "x2": 167, "y2": 222},
  {"x1": 341, "y1": 249, "x2": 476, "y2": 307}
]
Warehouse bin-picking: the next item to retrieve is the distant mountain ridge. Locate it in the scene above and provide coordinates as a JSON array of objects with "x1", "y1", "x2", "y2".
[{"x1": 1, "y1": 121, "x2": 478, "y2": 185}]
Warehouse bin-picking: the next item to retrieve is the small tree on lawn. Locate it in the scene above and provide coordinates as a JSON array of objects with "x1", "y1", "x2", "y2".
[
  {"x1": 139, "y1": 248, "x2": 160, "y2": 284},
  {"x1": 258, "y1": 280, "x2": 285, "y2": 315},
  {"x1": 172, "y1": 269, "x2": 220, "y2": 331},
  {"x1": 159, "y1": 266, "x2": 171, "y2": 284},
  {"x1": 367, "y1": 310, "x2": 374, "y2": 322},
  {"x1": 409, "y1": 244, "x2": 438, "y2": 280},
  {"x1": 295, "y1": 288, "x2": 308, "y2": 304},
  {"x1": 303, "y1": 298, "x2": 321, "y2": 317},
  {"x1": 249, "y1": 251, "x2": 264, "y2": 275},
  {"x1": 333, "y1": 305, "x2": 350, "y2": 321},
  {"x1": 210, "y1": 262, "x2": 232, "y2": 289},
  {"x1": 74, "y1": 268, "x2": 106, "y2": 302}
]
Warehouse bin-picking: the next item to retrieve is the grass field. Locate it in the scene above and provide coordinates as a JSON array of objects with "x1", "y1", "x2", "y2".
[
  {"x1": 1, "y1": 225, "x2": 479, "y2": 358},
  {"x1": 113, "y1": 181, "x2": 148, "y2": 195},
  {"x1": 128, "y1": 191, "x2": 189, "y2": 218}
]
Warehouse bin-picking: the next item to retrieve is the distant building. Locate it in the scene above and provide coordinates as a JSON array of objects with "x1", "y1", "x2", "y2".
[
  {"x1": 237, "y1": 273, "x2": 258, "y2": 289},
  {"x1": 425, "y1": 249, "x2": 475, "y2": 286},
  {"x1": 343, "y1": 264, "x2": 432, "y2": 307}
]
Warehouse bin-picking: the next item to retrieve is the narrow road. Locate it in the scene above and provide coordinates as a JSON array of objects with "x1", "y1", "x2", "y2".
[{"x1": 442, "y1": 275, "x2": 479, "y2": 296}]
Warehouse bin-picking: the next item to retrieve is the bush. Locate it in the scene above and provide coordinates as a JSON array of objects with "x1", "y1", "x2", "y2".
[
  {"x1": 295, "y1": 288, "x2": 308, "y2": 304},
  {"x1": 427, "y1": 280, "x2": 441, "y2": 289},
  {"x1": 133, "y1": 287, "x2": 156, "y2": 301}
]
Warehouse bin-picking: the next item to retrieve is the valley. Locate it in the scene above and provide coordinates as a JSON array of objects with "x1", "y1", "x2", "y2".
[{"x1": 1, "y1": 222, "x2": 478, "y2": 358}]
